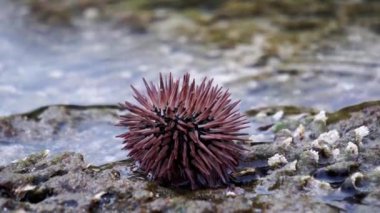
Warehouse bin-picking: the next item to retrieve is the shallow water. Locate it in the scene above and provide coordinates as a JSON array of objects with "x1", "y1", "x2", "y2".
[
  {"x1": 0, "y1": 0, "x2": 226, "y2": 165},
  {"x1": 1, "y1": 0, "x2": 380, "y2": 165},
  {"x1": 0, "y1": 0, "x2": 217, "y2": 116}
]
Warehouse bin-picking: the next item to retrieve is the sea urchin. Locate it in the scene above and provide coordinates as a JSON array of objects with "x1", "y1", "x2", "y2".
[{"x1": 117, "y1": 73, "x2": 249, "y2": 189}]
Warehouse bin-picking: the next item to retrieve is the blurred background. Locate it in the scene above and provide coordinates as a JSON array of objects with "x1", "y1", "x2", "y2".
[{"x1": 0, "y1": 0, "x2": 380, "y2": 165}]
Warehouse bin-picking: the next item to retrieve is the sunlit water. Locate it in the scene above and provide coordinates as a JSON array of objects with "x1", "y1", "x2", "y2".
[
  {"x1": 0, "y1": 1, "x2": 220, "y2": 116},
  {"x1": 1, "y1": 0, "x2": 380, "y2": 165}
]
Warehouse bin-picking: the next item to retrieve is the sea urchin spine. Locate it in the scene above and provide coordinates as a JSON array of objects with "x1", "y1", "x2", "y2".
[{"x1": 117, "y1": 73, "x2": 249, "y2": 189}]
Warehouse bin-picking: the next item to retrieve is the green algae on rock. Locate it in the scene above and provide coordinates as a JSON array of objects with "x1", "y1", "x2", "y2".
[{"x1": 22, "y1": 0, "x2": 380, "y2": 57}]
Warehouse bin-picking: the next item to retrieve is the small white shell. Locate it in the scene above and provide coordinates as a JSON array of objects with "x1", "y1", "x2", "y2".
[
  {"x1": 286, "y1": 160, "x2": 298, "y2": 172},
  {"x1": 345, "y1": 142, "x2": 359, "y2": 157},
  {"x1": 354, "y1": 126, "x2": 369, "y2": 144},
  {"x1": 268, "y1": 154, "x2": 288, "y2": 167},
  {"x1": 226, "y1": 191, "x2": 236, "y2": 197},
  {"x1": 93, "y1": 191, "x2": 107, "y2": 200},
  {"x1": 314, "y1": 111, "x2": 327, "y2": 123},
  {"x1": 272, "y1": 110, "x2": 284, "y2": 121},
  {"x1": 293, "y1": 124, "x2": 305, "y2": 139},
  {"x1": 351, "y1": 172, "x2": 364, "y2": 182},
  {"x1": 14, "y1": 184, "x2": 36, "y2": 193},
  {"x1": 332, "y1": 148, "x2": 340, "y2": 159},
  {"x1": 280, "y1": 137, "x2": 293, "y2": 148},
  {"x1": 317, "y1": 130, "x2": 340, "y2": 145},
  {"x1": 306, "y1": 150, "x2": 319, "y2": 163},
  {"x1": 311, "y1": 139, "x2": 321, "y2": 149}
]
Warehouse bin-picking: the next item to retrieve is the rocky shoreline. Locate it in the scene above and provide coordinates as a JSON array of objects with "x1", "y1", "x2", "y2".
[
  {"x1": 1, "y1": 101, "x2": 380, "y2": 212},
  {"x1": 1, "y1": 0, "x2": 380, "y2": 212}
]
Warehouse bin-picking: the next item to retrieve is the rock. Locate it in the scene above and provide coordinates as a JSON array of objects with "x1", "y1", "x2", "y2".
[
  {"x1": 2, "y1": 96, "x2": 380, "y2": 211},
  {"x1": 184, "y1": 200, "x2": 215, "y2": 213}
]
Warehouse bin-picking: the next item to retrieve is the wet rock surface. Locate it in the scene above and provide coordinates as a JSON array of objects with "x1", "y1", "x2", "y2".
[
  {"x1": 0, "y1": 105, "x2": 125, "y2": 166},
  {"x1": 1, "y1": 101, "x2": 380, "y2": 212}
]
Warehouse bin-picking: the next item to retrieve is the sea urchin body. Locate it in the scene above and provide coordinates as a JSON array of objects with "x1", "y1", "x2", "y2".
[{"x1": 118, "y1": 73, "x2": 248, "y2": 189}]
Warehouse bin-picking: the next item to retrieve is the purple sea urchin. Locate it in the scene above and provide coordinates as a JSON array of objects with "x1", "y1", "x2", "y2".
[{"x1": 117, "y1": 73, "x2": 249, "y2": 189}]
